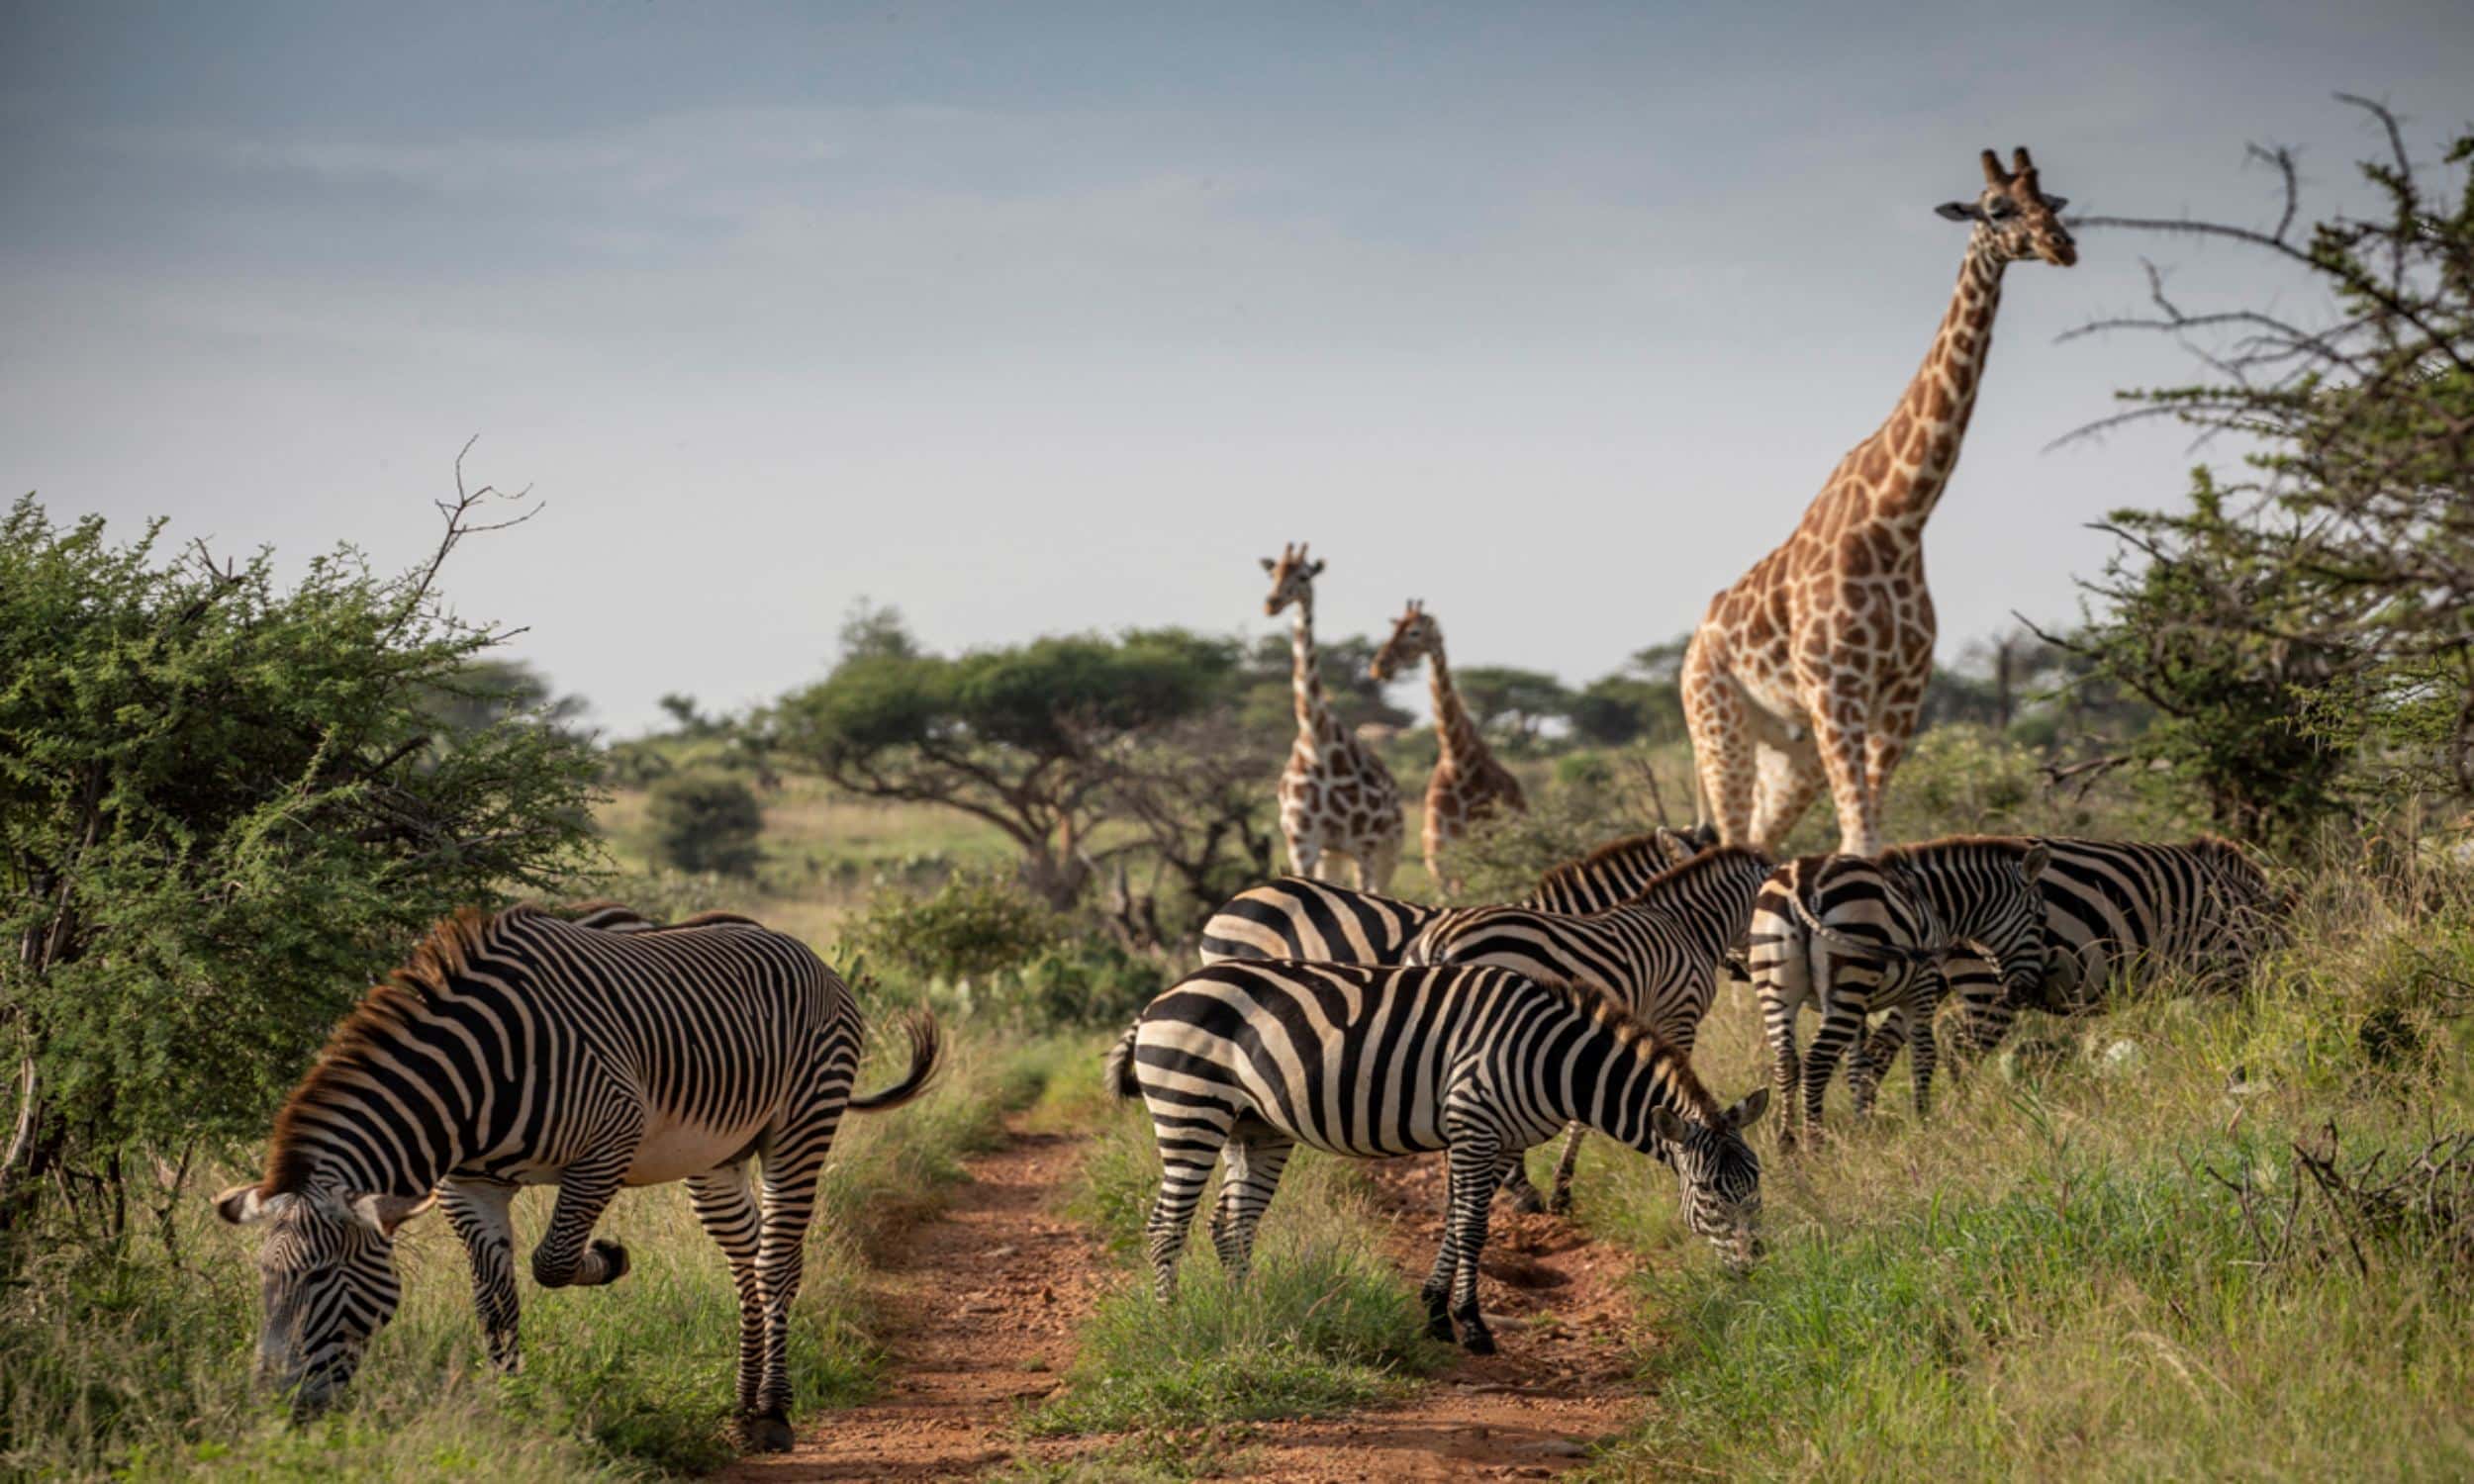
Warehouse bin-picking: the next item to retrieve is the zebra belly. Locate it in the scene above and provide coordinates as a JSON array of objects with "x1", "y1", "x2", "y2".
[{"x1": 624, "y1": 1113, "x2": 774, "y2": 1186}]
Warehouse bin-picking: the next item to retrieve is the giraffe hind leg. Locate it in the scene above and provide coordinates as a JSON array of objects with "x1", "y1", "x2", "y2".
[{"x1": 1684, "y1": 654, "x2": 1760, "y2": 848}]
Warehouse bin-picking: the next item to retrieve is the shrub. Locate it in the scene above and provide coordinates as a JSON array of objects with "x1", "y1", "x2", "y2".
[
  {"x1": 1014, "y1": 939, "x2": 1166, "y2": 1031},
  {"x1": 839, "y1": 869, "x2": 1062, "y2": 985},
  {"x1": 645, "y1": 772, "x2": 764, "y2": 877}
]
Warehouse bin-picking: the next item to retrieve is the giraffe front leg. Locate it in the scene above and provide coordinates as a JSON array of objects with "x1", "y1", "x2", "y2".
[
  {"x1": 1749, "y1": 740, "x2": 1829, "y2": 857},
  {"x1": 530, "y1": 1146, "x2": 636, "y2": 1290},
  {"x1": 438, "y1": 1177, "x2": 523, "y2": 1372},
  {"x1": 1807, "y1": 700, "x2": 1881, "y2": 858}
]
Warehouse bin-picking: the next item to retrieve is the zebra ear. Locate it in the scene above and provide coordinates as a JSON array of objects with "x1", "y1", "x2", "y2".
[
  {"x1": 1723, "y1": 1088, "x2": 1770, "y2": 1130},
  {"x1": 1653, "y1": 827, "x2": 1692, "y2": 866},
  {"x1": 346, "y1": 1190, "x2": 437, "y2": 1239},
  {"x1": 213, "y1": 1183, "x2": 271, "y2": 1225},
  {"x1": 2018, "y1": 842, "x2": 2049, "y2": 882},
  {"x1": 1651, "y1": 1106, "x2": 1690, "y2": 1146}
]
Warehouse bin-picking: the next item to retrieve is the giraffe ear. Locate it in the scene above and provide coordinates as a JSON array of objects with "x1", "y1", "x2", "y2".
[
  {"x1": 2043, "y1": 195, "x2": 2069, "y2": 213},
  {"x1": 1307, "y1": 560, "x2": 1326, "y2": 578},
  {"x1": 1259, "y1": 557, "x2": 1277, "y2": 574},
  {"x1": 1936, "y1": 201, "x2": 1981, "y2": 222}
]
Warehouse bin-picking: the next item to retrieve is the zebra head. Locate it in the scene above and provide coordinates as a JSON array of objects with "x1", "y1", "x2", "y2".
[
  {"x1": 213, "y1": 1182, "x2": 435, "y2": 1413},
  {"x1": 1975, "y1": 841, "x2": 2052, "y2": 1002},
  {"x1": 1651, "y1": 1089, "x2": 1769, "y2": 1274}
]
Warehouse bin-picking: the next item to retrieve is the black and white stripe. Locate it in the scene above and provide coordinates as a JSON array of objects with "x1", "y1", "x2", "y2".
[
  {"x1": 1941, "y1": 836, "x2": 2288, "y2": 1054},
  {"x1": 1749, "y1": 838, "x2": 2049, "y2": 1146},
  {"x1": 1402, "y1": 845, "x2": 1773, "y2": 1211},
  {"x1": 213, "y1": 902, "x2": 939, "y2": 1448},
  {"x1": 1195, "y1": 824, "x2": 1711, "y2": 966},
  {"x1": 1107, "y1": 960, "x2": 1766, "y2": 1352}
]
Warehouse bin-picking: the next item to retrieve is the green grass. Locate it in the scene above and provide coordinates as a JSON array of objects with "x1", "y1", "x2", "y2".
[
  {"x1": 1, "y1": 1025, "x2": 1077, "y2": 1481},
  {"x1": 1028, "y1": 1099, "x2": 1444, "y2": 1438},
  {"x1": 1577, "y1": 853, "x2": 2474, "y2": 1480}
]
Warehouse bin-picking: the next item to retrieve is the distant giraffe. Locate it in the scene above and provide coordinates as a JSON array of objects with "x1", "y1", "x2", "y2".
[
  {"x1": 1370, "y1": 600, "x2": 1525, "y2": 892},
  {"x1": 1262, "y1": 543, "x2": 1404, "y2": 890},
  {"x1": 1682, "y1": 147, "x2": 2077, "y2": 858}
]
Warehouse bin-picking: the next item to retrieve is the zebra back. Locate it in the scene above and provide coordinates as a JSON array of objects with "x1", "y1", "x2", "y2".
[
  {"x1": 1407, "y1": 845, "x2": 1772, "y2": 1045},
  {"x1": 1196, "y1": 877, "x2": 1440, "y2": 965},
  {"x1": 1522, "y1": 823, "x2": 1719, "y2": 914}
]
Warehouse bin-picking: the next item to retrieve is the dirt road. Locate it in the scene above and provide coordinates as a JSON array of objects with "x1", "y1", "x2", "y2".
[{"x1": 728, "y1": 1126, "x2": 1653, "y2": 1482}]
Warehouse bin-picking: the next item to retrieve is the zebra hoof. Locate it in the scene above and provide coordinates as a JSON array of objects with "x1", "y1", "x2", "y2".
[
  {"x1": 1459, "y1": 1325, "x2": 1497, "y2": 1355},
  {"x1": 591, "y1": 1239, "x2": 631, "y2": 1285},
  {"x1": 739, "y1": 1413, "x2": 795, "y2": 1452},
  {"x1": 1507, "y1": 1186, "x2": 1546, "y2": 1216}
]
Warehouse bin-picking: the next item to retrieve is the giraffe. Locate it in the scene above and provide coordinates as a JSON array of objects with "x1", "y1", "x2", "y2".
[
  {"x1": 1262, "y1": 542, "x2": 1405, "y2": 890},
  {"x1": 1369, "y1": 600, "x2": 1527, "y2": 894},
  {"x1": 1682, "y1": 146, "x2": 2076, "y2": 859}
]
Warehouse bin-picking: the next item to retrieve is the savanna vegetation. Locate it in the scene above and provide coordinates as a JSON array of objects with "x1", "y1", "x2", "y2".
[{"x1": 2, "y1": 99, "x2": 2469, "y2": 1482}]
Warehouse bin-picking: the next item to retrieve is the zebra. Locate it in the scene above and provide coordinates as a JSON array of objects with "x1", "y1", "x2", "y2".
[
  {"x1": 1106, "y1": 959, "x2": 1767, "y2": 1353},
  {"x1": 1195, "y1": 823, "x2": 1712, "y2": 966},
  {"x1": 1934, "y1": 836, "x2": 2289, "y2": 1055},
  {"x1": 1403, "y1": 845, "x2": 1774, "y2": 1212},
  {"x1": 1749, "y1": 837, "x2": 2049, "y2": 1147},
  {"x1": 210, "y1": 902, "x2": 939, "y2": 1449}
]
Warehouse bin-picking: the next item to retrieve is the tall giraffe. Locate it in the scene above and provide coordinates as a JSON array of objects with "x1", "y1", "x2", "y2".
[
  {"x1": 1369, "y1": 600, "x2": 1526, "y2": 893},
  {"x1": 1682, "y1": 146, "x2": 2076, "y2": 858},
  {"x1": 1262, "y1": 543, "x2": 1404, "y2": 890}
]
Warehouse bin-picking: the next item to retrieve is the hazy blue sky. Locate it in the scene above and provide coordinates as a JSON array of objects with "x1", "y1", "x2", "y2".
[{"x1": 6, "y1": 2, "x2": 2470, "y2": 734}]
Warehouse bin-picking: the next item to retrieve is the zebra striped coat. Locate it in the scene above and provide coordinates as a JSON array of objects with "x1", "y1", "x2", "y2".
[
  {"x1": 1195, "y1": 823, "x2": 1712, "y2": 966},
  {"x1": 1749, "y1": 838, "x2": 2048, "y2": 1145},
  {"x1": 1400, "y1": 845, "x2": 1772, "y2": 1211},
  {"x1": 1107, "y1": 959, "x2": 1766, "y2": 1352},
  {"x1": 1940, "y1": 836, "x2": 2288, "y2": 1054},
  {"x1": 212, "y1": 902, "x2": 938, "y2": 1447}
]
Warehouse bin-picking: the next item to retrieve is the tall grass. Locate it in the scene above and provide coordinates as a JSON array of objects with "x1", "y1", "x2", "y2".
[
  {"x1": 1028, "y1": 1092, "x2": 1445, "y2": 1437},
  {"x1": 1583, "y1": 853, "x2": 2474, "y2": 1479},
  {"x1": 0, "y1": 1026, "x2": 1073, "y2": 1481}
]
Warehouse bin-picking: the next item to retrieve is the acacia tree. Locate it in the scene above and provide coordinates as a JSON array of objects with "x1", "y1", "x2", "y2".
[
  {"x1": 2055, "y1": 97, "x2": 2474, "y2": 827},
  {"x1": 0, "y1": 469, "x2": 600, "y2": 1246},
  {"x1": 770, "y1": 626, "x2": 1234, "y2": 907}
]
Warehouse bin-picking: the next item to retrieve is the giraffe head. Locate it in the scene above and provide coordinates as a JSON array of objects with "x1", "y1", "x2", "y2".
[
  {"x1": 1259, "y1": 541, "x2": 1324, "y2": 617},
  {"x1": 1936, "y1": 146, "x2": 2076, "y2": 267},
  {"x1": 1367, "y1": 600, "x2": 1441, "y2": 682}
]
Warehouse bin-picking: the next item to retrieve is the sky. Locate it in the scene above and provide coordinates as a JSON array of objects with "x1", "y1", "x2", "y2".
[{"x1": 5, "y1": 2, "x2": 2471, "y2": 736}]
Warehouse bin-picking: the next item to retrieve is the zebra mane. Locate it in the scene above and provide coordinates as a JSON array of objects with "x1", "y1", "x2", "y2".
[
  {"x1": 257, "y1": 905, "x2": 511, "y2": 1195},
  {"x1": 1634, "y1": 843, "x2": 1769, "y2": 898},
  {"x1": 550, "y1": 900, "x2": 766, "y2": 933},
  {"x1": 1876, "y1": 834, "x2": 2039, "y2": 872},
  {"x1": 1515, "y1": 973, "x2": 1722, "y2": 1121},
  {"x1": 1530, "y1": 831, "x2": 1674, "y2": 896}
]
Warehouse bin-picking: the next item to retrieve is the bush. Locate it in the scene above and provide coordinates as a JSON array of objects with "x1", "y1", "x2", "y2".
[
  {"x1": 645, "y1": 772, "x2": 764, "y2": 877},
  {"x1": 839, "y1": 870, "x2": 1062, "y2": 985},
  {"x1": 1013, "y1": 940, "x2": 1166, "y2": 1031}
]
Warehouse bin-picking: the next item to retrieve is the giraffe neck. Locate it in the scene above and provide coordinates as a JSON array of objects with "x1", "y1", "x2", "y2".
[
  {"x1": 1289, "y1": 601, "x2": 1344, "y2": 748},
  {"x1": 1864, "y1": 232, "x2": 2009, "y2": 528},
  {"x1": 1423, "y1": 633, "x2": 1486, "y2": 776}
]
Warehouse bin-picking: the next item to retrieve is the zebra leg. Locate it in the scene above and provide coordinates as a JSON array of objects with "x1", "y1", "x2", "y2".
[
  {"x1": 1208, "y1": 1133, "x2": 1293, "y2": 1281},
  {"x1": 1147, "y1": 1115, "x2": 1231, "y2": 1303},
  {"x1": 1800, "y1": 1000, "x2": 1867, "y2": 1143},
  {"x1": 1497, "y1": 1154, "x2": 1548, "y2": 1215},
  {"x1": 686, "y1": 1162, "x2": 765, "y2": 1424},
  {"x1": 1546, "y1": 1122, "x2": 1589, "y2": 1215},
  {"x1": 1850, "y1": 1011, "x2": 1908, "y2": 1117},
  {"x1": 1760, "y1": 992, "x2": 1804, "y2": 1151},
  {"x1": 1909, "y1": 972, "x2": 1948, "y2": 1119},
  {"x1": 746, "y1": 1147, "x2": 832, "y2": 1447},
  {"x1": 1441, "y1": 1135, "x2": 1502, "y2": 1353},
  {"x1": 437, "y1": 1177, "x2": 522, "y2": 1373},
  {"x1": 530, "y1": 1146, "x2": 635, "y2": 1290}
]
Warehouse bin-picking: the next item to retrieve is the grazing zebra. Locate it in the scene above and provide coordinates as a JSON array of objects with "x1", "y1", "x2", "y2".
[
  {"x1": 1749, "y1": 838, "x2": 2048, "y2": 1147},
  {"x1": 211, "y1": 902, "x2": 939, "y2": 1448},
  {"x1": 1107, "y1": 960, "x2": 1767, "y2": 1353},
  {"x1": 1196, "y1": 824, "x2": 1711, "y2": 966},
  {"x1": 1405, "y1": 845, "x2": 1774, "y2": 1213},
  {"x1": 1936, "y1": 836, "x2": 2289, "y2": 1055}
]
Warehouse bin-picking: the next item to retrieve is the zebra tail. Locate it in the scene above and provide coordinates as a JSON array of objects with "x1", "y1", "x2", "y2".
[
  {"x1": 1102, "y1": 1023, "x2": 1141, "y2": 1100},
  {"x1": 849, "y1": 1011, "x2": 942, "y2": 1112}
]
